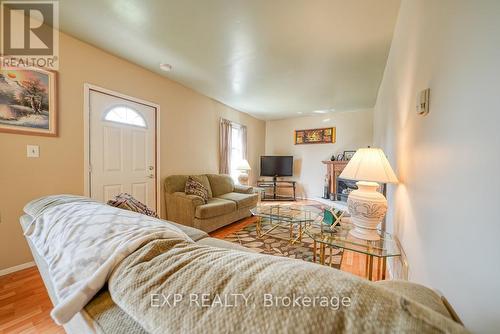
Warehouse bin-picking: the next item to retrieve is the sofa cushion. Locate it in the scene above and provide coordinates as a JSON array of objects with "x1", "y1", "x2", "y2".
[
  {"x1": 206, "y1": 174, "x2": 234, "y2": 197},
  {"x1": 195, "y1": 198, "x2": 236, "y2": 219},
  {"x1": 165, "y1": 175, "x2": 213, "y2": 198},
  {"x1": 185, "y1": 177, "x2": 209, "y2": 203},
  {"x1": 164, "y1": 175, "x2": 189, "y2": 194},
  {"x1": 217, "y1": 192, "x2": 258, "y2": 209},
  {"x1": 192, "y1": 175, "x2": 213, "y2": 198},
  {"x1": 233, "y1": 184, "x2": 254, "y2": 194}
]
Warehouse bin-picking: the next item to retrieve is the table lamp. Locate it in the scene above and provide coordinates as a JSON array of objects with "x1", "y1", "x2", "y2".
[
  {"x1": 339, "y1": 147, "x2": 398, "y2": 240},
  {"x1": 236, "y1": 159, "x2": 251, "y2": 185}
]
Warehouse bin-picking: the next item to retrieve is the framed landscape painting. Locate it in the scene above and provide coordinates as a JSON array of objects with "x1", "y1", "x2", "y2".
[
  {"x1": 295, "y1": 127, "x2": 336, "y2": 145},
  {"x1": 0, "y1": 67, "x2": 57, "y2": 136}
]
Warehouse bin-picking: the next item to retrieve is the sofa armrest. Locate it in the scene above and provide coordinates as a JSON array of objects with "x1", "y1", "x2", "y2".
[
  {"x1": 374, "y1": 280, "x2": 456, "y2": 321},
  {"x1": 172, "y1": 192, "x2": 205, "y2": 206},
  {"x1": 233, "y1": 185, "x2": 254, "y2": 194},
  {"x1": 165, "y1": 192, "x2": 205, "y2": 227}
]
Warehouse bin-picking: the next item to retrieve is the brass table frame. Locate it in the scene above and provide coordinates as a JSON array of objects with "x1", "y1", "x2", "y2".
[
  {"x1": 255, "y1": 216, "x2": 305, "y2": 244},
  {"x1": 253, "y1": 205, "x2": 317, "y2": 245},
  {"x1": 312, "y1": 240, "x2": 387, "y2": 280},
  {"x1": 306, "y1": 222, "x2": 400, "y2": 281}
]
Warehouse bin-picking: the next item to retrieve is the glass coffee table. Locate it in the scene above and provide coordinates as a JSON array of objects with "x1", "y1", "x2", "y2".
[
  {"x1": 251, "y1": 204, "x2": 320, "y2": 245},
  {"x1": 304, "y1": 221, "x2": 401, "y2": 281}
]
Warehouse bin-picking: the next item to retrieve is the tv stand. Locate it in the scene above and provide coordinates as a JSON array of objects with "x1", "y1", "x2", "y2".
[{"x1": 257, "y1": 179, "x2": 296, "y2": 201}]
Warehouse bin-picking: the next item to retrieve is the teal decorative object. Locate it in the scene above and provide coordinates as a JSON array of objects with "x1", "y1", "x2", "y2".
[
  {"x1": 323, "y1": 209, "x2": 335, "y2": 225},
  {"x1": 322, "y1": 208, "x2": 344, "y2": 227}
]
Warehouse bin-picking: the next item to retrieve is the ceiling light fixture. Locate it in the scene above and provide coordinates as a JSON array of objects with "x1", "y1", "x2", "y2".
[
  {"x1": 159, "y1": 63, "x2": 173, "y2": 72},
  {"x1": 313, "y1": 108, "x2": 335, "y2": 114}
]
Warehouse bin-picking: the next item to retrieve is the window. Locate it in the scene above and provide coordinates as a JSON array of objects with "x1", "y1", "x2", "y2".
[
  {"x1": 104, "y1": 106, "x2": 146, "y2": 127},
  {"x1": 230, "y1": 125, "x2": 244, "y2": 182}
]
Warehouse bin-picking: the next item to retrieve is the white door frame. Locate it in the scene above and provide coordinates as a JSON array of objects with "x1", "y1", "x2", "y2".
[{"x1": 83, "y1": 83, "x2": 161, "y2": 211}]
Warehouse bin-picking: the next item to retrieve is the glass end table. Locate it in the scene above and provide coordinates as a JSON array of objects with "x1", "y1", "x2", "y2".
[
  {"x1": 304, "y1": 221, "x2": 401, "y2": 281},
  {"x1": 251, "y1": 204, "x2": 320, "y2": 244}
]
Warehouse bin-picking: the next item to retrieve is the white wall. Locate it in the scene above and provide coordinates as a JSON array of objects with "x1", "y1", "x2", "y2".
[
  {"x1": 265, "y1": 110, "x2": 373, "y2": 198},
  {"x1": 373, "y1": 1, "x2": 500, "y2": 332}
]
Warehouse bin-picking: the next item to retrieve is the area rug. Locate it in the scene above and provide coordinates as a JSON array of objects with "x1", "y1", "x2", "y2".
[{"x1": 222, "y1": 204, "x2": 343, "y2": 269}]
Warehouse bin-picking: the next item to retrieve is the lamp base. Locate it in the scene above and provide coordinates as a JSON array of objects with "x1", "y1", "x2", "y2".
[
  {"x1": 349, "y1": 225, "x2": 381, "y2": 241},
  {"x1": 238, "y1": 172, "x2": 249, "y2": 185},
  {"x1": 347, "y1": 181, "x2": 387, "y2": 241}
]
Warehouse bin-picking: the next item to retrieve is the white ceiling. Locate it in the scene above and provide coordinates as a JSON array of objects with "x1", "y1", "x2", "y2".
[{"x1": 59, "y1": 0, "x2": 400, "y2": 120}]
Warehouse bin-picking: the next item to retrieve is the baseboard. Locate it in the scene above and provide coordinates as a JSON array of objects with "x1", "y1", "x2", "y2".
[
  {"x1": 0, "y1": 262, "x2": 35, "y2": 277},
  {"x1": 386, "y1": 240, "x2": 409, "y2": 280}
]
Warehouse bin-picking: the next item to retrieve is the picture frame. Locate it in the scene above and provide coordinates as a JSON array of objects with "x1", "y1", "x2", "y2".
[
  {"x1": 294, "y1": 127, "x2": 336, "y2": 145},
  {"x1": 0, "y1": 67, "x2": 57, "y2": 136},
  {"x1": 343, "y1": 150, "x2": 356, "y2": 161}
]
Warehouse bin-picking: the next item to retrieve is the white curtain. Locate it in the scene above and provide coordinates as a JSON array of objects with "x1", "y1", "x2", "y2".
[
  {"x1": 219, "y1": 118, "x2": 232, "y2": 174},
  {"x1": 241, "y1": 125, "x2": 248, "y2": 160}
]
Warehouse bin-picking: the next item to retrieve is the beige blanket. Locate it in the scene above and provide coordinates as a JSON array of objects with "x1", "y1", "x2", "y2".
[{"x1": 109, "y1": 239, "x2": 468, "y2": 334}]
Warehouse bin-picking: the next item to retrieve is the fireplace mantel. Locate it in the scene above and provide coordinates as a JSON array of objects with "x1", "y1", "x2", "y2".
[{"x1": 322, "y1": 160, "x2": 349, "y2": 199}]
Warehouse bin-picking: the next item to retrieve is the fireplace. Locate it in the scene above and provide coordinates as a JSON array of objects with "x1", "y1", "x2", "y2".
[
  {"x1": 336, "y1": 178, "x2": 386, "y2": 202},
  {"x1": 336, "y1": 178, "x2": 358, "y2": 202},
  {"x1": 322, "y1": 160, "x2": 349, "y2": 201}
]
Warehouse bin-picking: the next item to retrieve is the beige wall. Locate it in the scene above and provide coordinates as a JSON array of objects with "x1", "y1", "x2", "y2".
[
  {"x1": 373, "y1": 1, "x2": 500, "y2": 332},
  {"x1": 265, "y1": 110, "x2": 373, "y2": 198},
  {"x1": 0, "y1": 33, "x2": 266, "y2": 271}
]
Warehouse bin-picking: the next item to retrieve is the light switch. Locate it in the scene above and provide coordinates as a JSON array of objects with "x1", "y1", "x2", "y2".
[
  {"x1": 27, "y1": 145, "x2": 40, "y2": 158},
  {"x1": 416, "y1": 88, "x2": 430, "y2": 116}
]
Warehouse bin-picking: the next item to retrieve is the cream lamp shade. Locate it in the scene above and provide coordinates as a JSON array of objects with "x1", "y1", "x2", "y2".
[
  {"x1": 236, "y1": 159, "x2": 251, "y2": 171},
  {"x1": 339, "y1": 147, "x2": 398, "y2": 241},
  {"x1": 236, "y1": 159, "x2": 251, "y2": 185},
  {"x1": 339, "y1": 148, "x2": 398, "y2": 184}
]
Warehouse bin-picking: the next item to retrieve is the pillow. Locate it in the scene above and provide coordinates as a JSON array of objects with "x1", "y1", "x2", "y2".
[
  {"x1": 107, "y1": 193, "x2": 158, "y2": 217},
  {"x1": 185, "y1": 176, "x2": 209, "y2": 203}
]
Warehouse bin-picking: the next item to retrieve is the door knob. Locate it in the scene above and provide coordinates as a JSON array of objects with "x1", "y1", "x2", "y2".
[
  {"x1": 147, "y1": 174, "x2": 155, "y2": 179},
  {"x1": 148, "y1": 166, "x2": 154, "y2": 170}
]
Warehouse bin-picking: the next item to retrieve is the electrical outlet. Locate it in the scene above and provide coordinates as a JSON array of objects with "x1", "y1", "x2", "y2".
[{"x1": 27, "y1": 145, "x2": 40, "y2": 158}]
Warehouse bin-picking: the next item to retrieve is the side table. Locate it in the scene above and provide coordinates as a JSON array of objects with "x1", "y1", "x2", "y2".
[{"x1": 304, "y1": 222, "x2": 401, "y2": 281}]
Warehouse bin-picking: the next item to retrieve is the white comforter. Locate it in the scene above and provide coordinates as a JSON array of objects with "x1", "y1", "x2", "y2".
[{"x1": 23, "y1": 195, "x2": 190, "y2": 325}]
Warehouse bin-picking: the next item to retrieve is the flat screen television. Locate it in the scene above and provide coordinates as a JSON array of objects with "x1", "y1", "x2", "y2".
[{"x1": 260, "y1": 156, "x2": 293, "y2": 177}]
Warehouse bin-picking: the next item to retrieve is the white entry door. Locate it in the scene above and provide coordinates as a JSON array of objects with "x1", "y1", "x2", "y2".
[{"x1": 89, "y1": 90, "x2": 157, "y2": 210}]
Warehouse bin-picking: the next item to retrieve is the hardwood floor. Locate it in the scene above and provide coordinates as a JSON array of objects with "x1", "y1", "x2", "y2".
[
  {"x1": 0, "y1": 200, "x2": 374, "y2": 333},
  {"x1": 0, "y1": 267, "x2": 64, "y2": 333}
]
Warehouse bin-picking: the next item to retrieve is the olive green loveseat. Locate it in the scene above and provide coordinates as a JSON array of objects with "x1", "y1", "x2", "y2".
[{"x1": 164, "y1": 174, "x2": 258, "y2": 232}]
